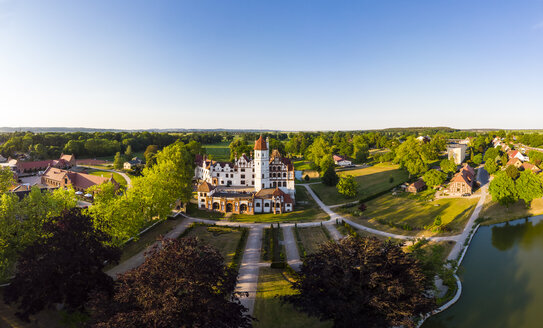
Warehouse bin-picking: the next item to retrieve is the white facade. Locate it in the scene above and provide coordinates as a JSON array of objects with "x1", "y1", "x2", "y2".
[
  {"x1": 254, "y1": 140, "x2": 270, "y2": 191},
  {"x1": 194, "y1": 138, "x2": 295, "y2": 199},
  {"x1": 447, "y1": 143, "x2": 467, "y2": 165}
]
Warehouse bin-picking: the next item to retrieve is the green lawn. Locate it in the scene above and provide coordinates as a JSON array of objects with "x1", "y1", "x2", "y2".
[
  {"x1": 339, "y1": 193, "x2": 479, "y2": 237},
  {"x1": 309, "y1": 163, "x2": 409, "y2": 205},
  {"x1": 479, "y1": 197, "x2": 543, "y2": 226},
  {"x1": 253, "y1": 267, "x2": 332, "y2": 328},
  {"x1": 297, "y1": 226, "x2": 330, "y2": 255},
  {"x1": 183, "y1": 225, "x2": 245, "y2": 264},
  {"x1": 106, "y1": 218, "x2": 182, "y2": 269},
  {"x1": 231, "y1": 186, "x2": 329, "y2": 223},
  {"x1": 203, "y1": 142, "x2": 231, "y2": 161},
  {"x1": 87, "y1": 169, "x2": 128, "y2": 188},
  {"x1": 293, "y1": 160, "x2": 313, "y2": 171}
]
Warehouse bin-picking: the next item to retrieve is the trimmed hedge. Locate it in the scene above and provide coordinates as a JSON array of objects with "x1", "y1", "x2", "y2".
[{"x1": 293, "y1": 224, "x2": 307, "y2": 258}]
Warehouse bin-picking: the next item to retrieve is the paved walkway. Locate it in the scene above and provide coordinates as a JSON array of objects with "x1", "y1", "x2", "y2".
[
  {"x1": 282, "y1": 226, "x2": 302, "y2": 271},
  {"x1": 323, "y1": 222, "x2": 343, "y2": 240},
  {"x1": 446, "y1": 167, "x2": 489, "y2": 261},
  {"x1": 235, "y1": 227, "x2": 263, "y2": 316}
]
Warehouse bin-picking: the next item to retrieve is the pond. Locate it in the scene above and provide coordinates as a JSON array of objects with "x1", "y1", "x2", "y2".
[{"x1": 423, "y1": 215, "x2": 543, "y2": 328}]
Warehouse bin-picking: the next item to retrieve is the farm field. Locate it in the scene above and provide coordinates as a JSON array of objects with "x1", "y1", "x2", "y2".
[
  {"x1": 339, "y1": 193, "x2": 479, "y2": 237},
  {"x1": 202, "y1": 142, "x2": 230, "y2": 161},
  {"x1": 231, "y1": 186, "x2": 328, "y2": 223},
  {"x1": 310, "y1": 163, "x2": 409, "y2": 205},
  {"x1": 182, "y1": 225, "x2": 245, "y2": 264},
  {"x1": 253, "y1": 267, "x2": 332, "y2": 328}
]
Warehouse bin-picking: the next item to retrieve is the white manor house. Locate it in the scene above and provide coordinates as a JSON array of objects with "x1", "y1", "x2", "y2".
[{"x1": 194, "y1": 136, "x2": 295, "y2": 215}]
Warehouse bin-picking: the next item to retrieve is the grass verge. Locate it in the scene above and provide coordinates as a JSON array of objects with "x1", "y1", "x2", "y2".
[{"x1": 253, "y1": 267, "x2": 332, "y2": 328}]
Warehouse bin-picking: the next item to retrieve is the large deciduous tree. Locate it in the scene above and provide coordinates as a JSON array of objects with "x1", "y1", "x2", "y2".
[
  {"x1": 516, "y1": 170, "x2": 543, "y2": 206},
  {"x1": 283, "y1": 237, "x2": 434, "y2": 328},
  {"x1": 440, "y1": 158, "x2": 457, "y2": 175},
  {"x1": 484, "y1": 159, "x2": 498, "y2": 175},
  {"x1": 337, "y1": 175, "x2": 358, "y2": 197},
  {"x1": 0, "y1": 167, "x2": 15, "y2": 193},
  {"x1": 3, "y1": 209, "x2": 120, "y2": 320},
  {"x1": 89, "y1": 238, "x2": 251, "y2": 328},
  {"x1": 423, "y1": 169, "x2": 447, "y2": 188},
  {"x1": 489, "y1": 171, "x2": 518, "y2": 206},
  {"x1": 394, "y1": 137, "x2": 428, "y2": 176}
]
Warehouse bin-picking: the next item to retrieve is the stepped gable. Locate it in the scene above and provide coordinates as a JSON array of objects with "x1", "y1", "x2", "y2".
[{"x1": 197, "y1": 181, "x2": 215, "y2": 192}]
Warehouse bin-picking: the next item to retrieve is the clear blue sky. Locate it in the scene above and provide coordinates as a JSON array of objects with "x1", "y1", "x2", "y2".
[{"x1": 1, "y1": 0, "x2": 542, "y2": 130}]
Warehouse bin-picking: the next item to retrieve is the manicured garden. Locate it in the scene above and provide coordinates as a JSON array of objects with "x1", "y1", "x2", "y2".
[
  {"x1": 338, "y1": 193, "x2": 479, "y2": 236},
  {"x1": 252, "y1": 267, "x2": 332, "y2": 328},
  {"x1": 181, "y1": 224, "x2": 247, "y2": 265},
  {"x1": 309, "y1": 163, "x2": 409, "y2": 205},
  {"x1": 294, "y1": 225, "x2": 331, "y2": 256},
  {"x1": 231, "y1": 186, "x2": 329, "y2": 223}
]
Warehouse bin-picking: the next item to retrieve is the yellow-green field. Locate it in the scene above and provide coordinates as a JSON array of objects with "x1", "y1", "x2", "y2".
[
  {"x1": 202, "y1": 142, "x2": 230, "y2": 161},
  {"x1": 310, "y1": 163, "x2": 409, "y2": 205},
  {"x1": 253, "y1": 267, "x2": 332, "y2": 328},
  {"x1": 340, "y1": 193, "x2": 479, "y2": 236}
]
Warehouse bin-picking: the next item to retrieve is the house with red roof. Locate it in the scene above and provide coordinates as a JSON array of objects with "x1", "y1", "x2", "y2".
[
  {"x1": 448, "y1": 164, "x2": 475, "y2": 195},
  {"x1": 41, "y1": 167, "x2": 118, "y2": 192},
  {"x1": 333, "y1": 154, "x2": 353, "y2": 167}
]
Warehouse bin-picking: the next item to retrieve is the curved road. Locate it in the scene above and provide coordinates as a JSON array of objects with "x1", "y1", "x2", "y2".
[{"x1": 106, "y1": 167, "x2": 489, "y2": 318}]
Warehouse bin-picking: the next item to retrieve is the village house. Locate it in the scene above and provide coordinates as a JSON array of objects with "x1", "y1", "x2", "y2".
[
  {"x1": 407, "y1": 179, "x2": 426, "y2": 193},
  {"x1": 123, "y1": 157, "x2": 145, "y2": 170},
  {"x1": 507, "y1": 150, "x2": 529, "y2": 162},
  {"x1": 448, "y1": 164, "x2": 475, "y2": 196},
  {"x1": 333, "y1": 154, "x2": 353, "y2": 167},
  {"x1": 195, "y1": 136, "x2": 295, "y2": 215},
  {"x1": 41, "y1": 167, "x2": 118, "y2": 192},
  {"x1": 506, "y1": 157, "x2": 523, "y2": 169},
  {"x1": 520, "y1": 162, "x2": 542, "y2": 173}
]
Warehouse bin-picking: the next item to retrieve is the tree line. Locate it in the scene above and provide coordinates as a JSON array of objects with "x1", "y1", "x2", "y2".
[{"x1": 0, "y1": 131, "x2": 222, "y2": 160}]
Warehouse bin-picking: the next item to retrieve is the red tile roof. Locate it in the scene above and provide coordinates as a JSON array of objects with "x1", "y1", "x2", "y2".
[{"x1": 254, "y1": 136, "x2": 268, "y2": 150}]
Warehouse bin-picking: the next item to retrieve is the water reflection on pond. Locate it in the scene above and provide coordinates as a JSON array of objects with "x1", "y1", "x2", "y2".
[{"x1": 423, "y1": 215, "x2": 543, "y2": 328}]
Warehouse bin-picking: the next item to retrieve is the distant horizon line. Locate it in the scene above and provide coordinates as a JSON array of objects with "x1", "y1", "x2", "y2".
[{"x1": 0, "y1": 126, "x2": 540, "y2": 133}]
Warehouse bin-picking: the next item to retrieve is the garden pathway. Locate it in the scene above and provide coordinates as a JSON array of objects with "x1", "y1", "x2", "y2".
[
  {"x1": 234, "y1": 227, "x2": 263, "y2": 316},
  {"x1": 282, "y1": 226, "x2": 302, "y2": 271}
]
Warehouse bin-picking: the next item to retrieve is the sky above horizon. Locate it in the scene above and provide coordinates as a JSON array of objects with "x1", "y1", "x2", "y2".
[{"x1": 1, "y1": 0, "x2": 543, "y2": 131}]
